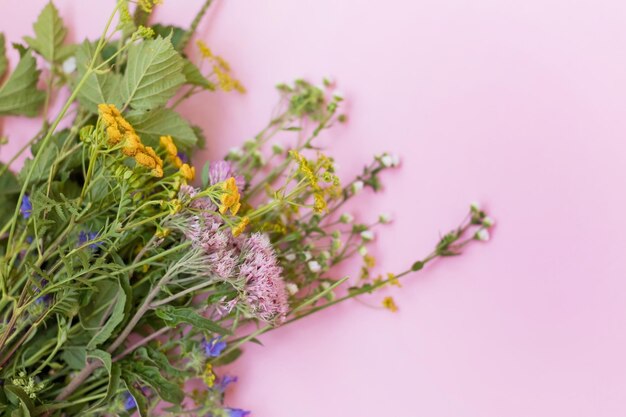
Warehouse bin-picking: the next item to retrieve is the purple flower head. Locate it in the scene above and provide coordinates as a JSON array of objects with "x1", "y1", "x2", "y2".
[
  {"x1": 123, "y1": 391, "x2": 136, "y2": 411},
  {"x1": 225, "y1": 408, "x2": 251, "y2": 417},
  {"x1": 202, "y1": 337, "x2": 227, "y2": 357},
  {"x1": 33, "y1": 279, "x2": 51, "y2": 305},
  {"x1": 208, "y1": 161, "x2": 245, "y2": 190},
  {"x1": 78, "y1": 231, "x2": 101, "y2": 250},
  {"x1": 20, "y1": 195, "x2": 32, "y2": 219},
  {"x1": 239, "y1": 233, "x2": 289, "y2": 324},
  {"x1": 217, "y1": 375, "x2": 238, "y2": 392},
  {"x1": 178, "y1": 152, "x2": 190, "y2": 164}
]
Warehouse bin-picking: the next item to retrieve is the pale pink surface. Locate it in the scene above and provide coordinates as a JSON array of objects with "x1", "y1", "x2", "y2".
[{"x1": 3, "y1": 1, "x2": 626, "y2": 416}]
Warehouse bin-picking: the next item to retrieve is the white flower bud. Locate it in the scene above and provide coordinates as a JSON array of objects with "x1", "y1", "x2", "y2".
[
  {"x1": 308, "y1": 260, "x2": 321, "y2": 273},
  {"x1": 379, "y1": 213, "x2": 392, "y2": 224},
  {"x1": 470, "y1": 201, "x2": 480, "y2": 211},
  {"x1": 339, "y1": 213, "x2": 354, "y2": 224},
  {"x1": 390, "y1": 153, "x2": 400, "y2": 167},
  {"x1": 332, "y1": 91, "x2": 344, "y2": 101},
  {"x1": 284, "y1": 253, "x2": 296, "y2": 262},
  {"x1": 62, "y1": 57, "x2": 76, "y2": 74},
  {"x1": 483, "y1": 216, "x2": 495, "y2": 227},
  {"x1": 286, "y1": 283, "x2": 299, "y2": 295},
  {"x1": 358, "y1": 246, "x2": 368, "y2": 256},
  {"x1": 475, "y1": 229, "x2": 490, "y2": 241},
  {"x1": 381, "y1": 154, "x2": 393, "y2": 167},
  {"x1": 228, "y1": 147, "x2": 243, "y2": 157},
  {"x1": 303, "y1": 251, "x2": 312, "y2": 261},
  {"x1": 352, "y1": 181, "x2": 364, "y2": 194},
  {"x1": 360, "y1": 230, "x2": 375, "y2": 241}
]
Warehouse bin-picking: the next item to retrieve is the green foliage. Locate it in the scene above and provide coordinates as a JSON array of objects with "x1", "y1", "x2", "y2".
[
  {"x1": 121, "y1": 36, "x2": 185, "y2": 111},
  {"x1": 75, "y1": 41, "x2": 123, "y2": 113},
  {"x1": 23, "y1": 1, "x2": 75, "y2": 64},
  {"x1": 0, "y1": 48, "x2": 44, "y2": 116},
  {"x1": 0, "y1": 34, "x2": 8, "y2": 79},
  {"x1": 155, "y1": 305, "x2": 231, "y2": 335},
  {"x1": 126, "y1": 108, "x2": 198, "y2": 149}
]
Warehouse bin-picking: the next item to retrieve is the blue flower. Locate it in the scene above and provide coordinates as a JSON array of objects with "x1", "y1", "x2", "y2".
[
  {"x1": 20, "y1": 195, "x2": 32, "y2": 219},
  {"x1": 202, "y1": 337, "x2": 227, "y2": 357},
  {"x1": 123, "y1": 391, "x2": 136, "y2": 411},
  {"x1": 217, "y1": 375, "x2": 238, "y2": 392},
  {"x1": 225, "y1": 408, "x2": 250, "y2": 417},
  {"x1": 78, "y1": 231, "x2": 101, "y2": 250},
  {"x1": 178, "y1": 152, "x2": 189, "y2": 163}
]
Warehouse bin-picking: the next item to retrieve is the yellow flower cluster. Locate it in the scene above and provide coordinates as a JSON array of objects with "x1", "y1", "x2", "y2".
[
  {"x1": 202, "y1": 363, "x2": 215, "y2": 388},
  {"x1": 196, "y1": 40, "x2": 245, "y2": 93},
  {"x1": 290, "y1": 150, "x2": 328, "y2": 213},
  {"x1": 138, "y1": 0, "x2": 162, "y2": 13},
  {"x1": 218, "y1": 177, "x2": 241, "y2": 215},
  {"x1": 98, "y1": 104, "x2": 164, "y2": 177},
  {"x1": 382, "y1": 296, "x2": 399, "y2": 312},
  {"x1": 232, "y1": 216, "x2": 250, "y2": 237},
  {"x1": 159, "y1": 135, "x2": 195, "y2": 181}
]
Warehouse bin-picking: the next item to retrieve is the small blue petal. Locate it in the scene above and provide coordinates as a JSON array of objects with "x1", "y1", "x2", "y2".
[
  {"x1": 20, "y1": 195, "x2": 32, "y2": 219},
  {"x1": 202, "y1": 337, "x2": 227, "y2": 357},
  {"x1": 225, "y1": 408, "x2": 251, "y2": 417},
  {"x1": 123, "y1": 391, "x2": 136, "y2": 410}
]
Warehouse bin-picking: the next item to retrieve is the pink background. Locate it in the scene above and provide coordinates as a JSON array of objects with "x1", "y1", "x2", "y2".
[{"x1": 3, "y1": 0, "x2": 626, "y2": 415}]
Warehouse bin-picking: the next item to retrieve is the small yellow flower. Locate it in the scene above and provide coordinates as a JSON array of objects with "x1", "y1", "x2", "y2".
[
  {"x1": 219, "y1": 177, "x2": 242, "y2": 216},
  {"x1": 106, "y1": 126, "x2": 122, "y2": 145},
  {"x1": 382, "y1": 296, "x2": 399, "y2": 312},
  {"x1": 214, "y1": 66, "x2": 235, "y2": 91},
  {"x1": 364, "y1": 254, "x2": 376, "y2": 268},
  {"x1": 116, "y1": 116, "x2": 134, "y2": 133},
  {"x1": 232, "y1": 216, "x2": 250, "y2": 237},
  {"x1": 313, "y1": 192, "x2": 327, "y2": 213},
  {"x1": 159, "y1": 135, "x2": 178, "y2": 157},
  {"x1": 203, "y1": 363, "x2": 216, "y2": 388},
  {"x1": 179, "y1": 163, "x2": 195, "y2": 181},
  {"x1": 144, "y1": 146, "x2": 163, "y2": 167},
  {"x1": 135, "y1": 152, "x2": 156, "y2": 169},
  {"x1": 151, "y1": 165, "x2": 164, "y2": 178},
  {"x1": 388, "y1": 273, "x2": 402, "y2": 287},
  {"x1": 122, "y1": 133, "x2": 142, "y2": 156},
  {"x1": 196, "y1": 40, "x2": 213, "y2": 58},
  {"x1": 215, "y1": 55, "x2": 231, "y2": 72}
]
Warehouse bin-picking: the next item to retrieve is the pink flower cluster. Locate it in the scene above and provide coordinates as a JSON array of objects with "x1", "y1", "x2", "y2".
[{"x1": 177, "y1": 181, "x2": 289, "y2": 324}]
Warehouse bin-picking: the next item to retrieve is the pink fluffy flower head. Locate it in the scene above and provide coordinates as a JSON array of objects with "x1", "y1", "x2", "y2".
[
  {"x1": 208, "y1": 161, "x2": 245, "y2": 190},
  {"x1": 239, "y1": 233, "x2": 289, "y2": 324}
]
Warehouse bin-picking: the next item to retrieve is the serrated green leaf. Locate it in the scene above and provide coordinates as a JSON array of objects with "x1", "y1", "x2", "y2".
[
  {"x1": 87, "y1": 282, "x2": 126, "y2": 349},
  {"x1": 86, "y1": 349, "x2": 112, "y2": 373},
  {"x1": 155, "y1": 305, "x2": 231, "y2": 335},
  {"x1": 23, "y1": 1, "x2": 72, "y2": 64},
  {"x1": 122, "y1": 36, "x2": 185, "y2": 110},
  {"x1": 182, "y1": 59, "x2": 214, "y2": 90},
  {"x1": 126, "y1": 108, "x2": 197, "y2": 149},
  {"x1": 136, "y1": 346, "x2": 188, "y2": 378},
  {"x1": 75, "y1": 41, "x2": 122, "y2": 113},
  {"x1": 61, "y1": 347, "x2": 86, "y2": 370},
  {"x1": 0, "y1": 50, "x2": 45, "y2": 116},
  {"x1": 212, "y1": 347, "x2": 242, "y2": 366},
  {"x1": 129, "y1": 361, "x2": 184, "y2": 404},
  {"x1": 0, "y1": 34, "x2": 8, "y2": 79}
]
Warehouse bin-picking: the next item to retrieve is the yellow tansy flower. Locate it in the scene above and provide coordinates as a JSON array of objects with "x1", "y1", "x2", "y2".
[
  {"x1": 180, "y1": 163, "x2": 195, "y2": 181},
  {"x1": 122, "y1": 133, "x2": 142, "y2": 156},
  {"x1": 364, "y1": 254, "x2": 376, "y2": 268},
  {"x1": 196, "y1": 39, "x2": 213, "y2": 58},
  {"x1": 159, "y1": 135, "x2": 178, "y2": 156},
  {"x1": 382, "y1": 296, "x2": 399, "y2": 312},
  {"x1": 219, "y1": 177, "x2": 241, "y2": 215},
  {"x1": 388, "y1": 273, "x2": 402, "y2": 287},
  {"x1": 135, "y1": 152, "x2": 156, "y2": 169},
  {"x1": 151, "y1": 165, "x2": 164, "y2": 178},
  {"x1": 232, "y1": 216, "x2": 250, "y2": 237}
]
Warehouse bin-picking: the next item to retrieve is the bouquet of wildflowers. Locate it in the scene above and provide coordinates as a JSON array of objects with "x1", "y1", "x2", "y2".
[{"x1": 0, "y1": 1, "x2": 494, "y2": 416}]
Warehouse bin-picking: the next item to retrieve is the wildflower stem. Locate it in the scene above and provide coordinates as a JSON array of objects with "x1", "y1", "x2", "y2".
[{"x1": 179, "y1": 0, "x2": 214, "y2": 51}]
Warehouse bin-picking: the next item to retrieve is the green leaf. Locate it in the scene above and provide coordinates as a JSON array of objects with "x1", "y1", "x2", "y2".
[
  {"x1": 0, "y1": 49, "x2": 45, "y2": 116},
  {"x1": 122, "y1": 36, "x2": 185, "y2": 110},
  {"x1": 83, "y1": 350, "x2": 121, "y2": 412},
  {"x1": 86, "y1": 349, "x2": 112, "y2": 373},
  {"x1": 3, "y1": 386, "x2": 34, "y2": 416},
  {"x1": 212, "y1": 347, "x2": 242, "y2": 366},
  {"x1": 135, "y1": 346, "x2": 188, "y2": 378},
  {"x1": 23, "y1": 1, "x2": 74, "y2": 64},
  {"x1": 182, "y1": 59, "x2": 214, "y2": 90},
  {"x1": 75, "y1": 41, "x2": 122, "y2": 113},
  {"x1": 155, "y1": 305, "x2": 231, "y2": 335},
  {"x1": 0, "y1": 34, "x2": 8, "y2": 79},
  {"x1": 87, "y1": 281, "x2": 126, "y2": 350},
  {"x1": 126, "y1": 108, "x2": 197, "y2": 149},
  {"x1": 61, "y1": 346, "x2": 87, "y2": 370},
  {"x1": 151, "y1": 24, "x2": 186, "y2": 51},
  {"x1": 129, "y1": 361, "x2": 184, "y2": 404}
]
